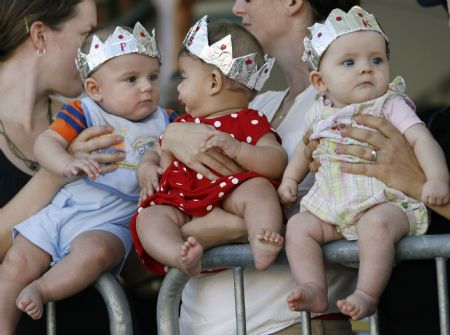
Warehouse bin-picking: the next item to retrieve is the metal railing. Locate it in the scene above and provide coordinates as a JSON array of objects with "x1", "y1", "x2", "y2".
[
  {"x1": 157, "y1": 234, "x2": 450, "y2": 335},
  {"x1": 46, "y1": 272, "x2": 133, "y2": 335}
]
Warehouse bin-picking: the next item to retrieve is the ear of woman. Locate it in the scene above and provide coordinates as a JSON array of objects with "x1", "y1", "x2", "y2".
[{"x1": 29, "y1": 21, "x2": 48, "y2": 55}]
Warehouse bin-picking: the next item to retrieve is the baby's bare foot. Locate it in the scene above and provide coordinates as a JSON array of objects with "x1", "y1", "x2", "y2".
[
  {"x1": 250, "y1": 229, "x2": 284, "y2": 271},
  {"x1": 337, "y1": 288, "x2": 378, "y2": 320},
  {"x1": 16, "y1": 281, "x2": 46, "y2": 320},
  {"x1": 179, "y1": 236, "x2": 203, "y2": 276},
  {"x1": 287, "y1": 283, "x2": 328, "y2": 313}
]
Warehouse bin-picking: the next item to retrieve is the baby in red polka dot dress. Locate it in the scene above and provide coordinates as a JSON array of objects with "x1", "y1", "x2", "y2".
[{"x1": 130, "y1": 16, "x2": 288, "y2": 276}]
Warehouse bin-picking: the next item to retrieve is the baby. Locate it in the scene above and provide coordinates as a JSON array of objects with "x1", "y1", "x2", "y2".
[
  {"x1": 131, "y1": 16, "x2": 287, "y2": 276},
  {"x1": 278, "y1": 6, "x2": 449, "y2": 320},
  {"x1": 0, "y1": 23, "x2": 170, "y2": 327}
]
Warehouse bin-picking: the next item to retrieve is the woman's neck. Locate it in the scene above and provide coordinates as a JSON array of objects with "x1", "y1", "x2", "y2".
[{"x1": 0, "y1": 54, "x2": 49, "y2": 131}]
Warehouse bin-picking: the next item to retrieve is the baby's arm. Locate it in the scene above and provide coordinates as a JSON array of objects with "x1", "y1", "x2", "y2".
[
  {"x1": 404, "y1": 123, "x2": 449, "y2": 205},
  {"x1": 202, "y1": 130, "x2": 287, "y2": 179},
  {"x1": 34, "y1": 129, "x2": 101, "y2": 179},
  {"x1": 278, "y1": 140, "x2": 310, "y2": 204},
  {"x1": 136, "y1": 146, "x2": 162, "y2": 201}
]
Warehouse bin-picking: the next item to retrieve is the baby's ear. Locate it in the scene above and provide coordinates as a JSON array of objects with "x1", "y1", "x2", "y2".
[
  {"x1": 209, "y1": 69, "x2": 223, "y2": 95},
  {"x1": 309, "y1": 71, "x2": 327, "y2": 93},
  {"x1": 84, "y1": 78, "x2": 103, "y2": 102}
]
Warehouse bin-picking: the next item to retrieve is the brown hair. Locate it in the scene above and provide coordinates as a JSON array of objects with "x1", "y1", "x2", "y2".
[
  {"x1": 308, "y1": 0, "x2": 361, "y2": 22},
  {"x1": 180, "y1": 19, "x2": 265, "y2": 100},
  {"x1": 0, "y1": 0, "x2": 84, "y2": 61}
]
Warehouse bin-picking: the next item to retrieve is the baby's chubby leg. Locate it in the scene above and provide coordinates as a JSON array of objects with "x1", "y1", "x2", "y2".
[
  {"x1": 16, "y1": 230, "x2": 125, "y2": 320},
  {"x1": 223, "y1": 177, "x2": 284, "y2": 271},
  {"x1": 136, "y1": 205, "x2": 201, "y2": 275},
  {"x1": 0, "y1": 235, "x2": 50, "y2": 329},
  {"x1": 285, "y1": 211, "x2": 341, "y2": 313},
  {"x1": 337, "y1": 203, "x2": 410, "y2": 320}
]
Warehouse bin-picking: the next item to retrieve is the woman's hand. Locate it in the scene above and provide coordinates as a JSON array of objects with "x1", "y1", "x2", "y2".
[
  {"x1": 336, "y1": 115, "x2": 426, "y2": 200},
  {"x1": 162, "y1": 122, "x2": 244, "y2": 180},
  {"x1": 68, "y1": 125, "x2": 125, "y2": 174}
]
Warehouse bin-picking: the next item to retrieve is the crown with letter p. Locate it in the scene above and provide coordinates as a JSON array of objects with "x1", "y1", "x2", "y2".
[
  {"x1": 183, "y1": 15, "x2": 275, "y2": 91},
  {"x1": 76, "y1": 22, "x2": 161, "y2": 81},
  {"x1": 302, "y1": 6, "x2": 389, "y2": 71}
]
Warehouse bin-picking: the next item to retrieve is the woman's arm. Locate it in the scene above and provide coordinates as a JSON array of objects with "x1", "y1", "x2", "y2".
[
  {"x1": 162, "y1": 122, "x2": 244, "y2": 180},
  {"x1": 336, "y1": 115, "x2": 450, "y2": 219}
]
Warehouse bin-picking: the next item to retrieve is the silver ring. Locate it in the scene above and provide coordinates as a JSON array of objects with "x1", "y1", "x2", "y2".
[{"x1": 370, "y1": 149, "x2": 377, "y2": 162}]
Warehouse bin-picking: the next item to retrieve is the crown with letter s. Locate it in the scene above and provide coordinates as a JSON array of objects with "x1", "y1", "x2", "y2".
[
  {"x1": 302, "y1": 6, "x2": 389, "y2": 71},
  {"x1": 76, "y1": 22, "x2": 161, "y2": 81},
  {"x1": 183, "y1": 15, "x2": 275, "y2": 91}
]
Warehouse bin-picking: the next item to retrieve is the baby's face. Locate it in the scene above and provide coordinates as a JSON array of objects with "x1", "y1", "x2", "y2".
[
  {"x1": 316, "y1": 31, "x2": 390, "y2": 108},
  {"x1": 92, "y1": 53, "x2": 160, "y2": 121}
]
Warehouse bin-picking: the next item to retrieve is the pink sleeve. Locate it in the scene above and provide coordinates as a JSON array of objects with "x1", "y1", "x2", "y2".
[{"x1": 382, "y1": 95, "x2": 423, "y2": 134}]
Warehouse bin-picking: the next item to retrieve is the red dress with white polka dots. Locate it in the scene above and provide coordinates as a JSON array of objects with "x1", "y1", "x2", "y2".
[{"x1": 130, "y1": 108, "x2": 280, "y2": 273}]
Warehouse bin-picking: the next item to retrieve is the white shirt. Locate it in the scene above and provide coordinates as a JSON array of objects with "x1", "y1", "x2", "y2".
[{"x1": 179, "y1": 86, "x2": 357, "y2": 335}]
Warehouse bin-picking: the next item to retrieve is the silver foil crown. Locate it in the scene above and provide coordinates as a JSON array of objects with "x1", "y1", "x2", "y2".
[
  {"x1": 76, "y1": 22, "x2": 162, "y2": 81},
  {"x1": 183, "y1": 15, "x2": 275, "y2": 91},
  {"x1": 302, "y1": 6, "x2": 389, "y2": 71}
]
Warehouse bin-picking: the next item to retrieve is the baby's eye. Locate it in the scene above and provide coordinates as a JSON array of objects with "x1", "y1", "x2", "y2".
[
  {"x1": 126, "y1": 76, "x2": 137, "y2": 83},
  {"x1": 149, "y1": 74, "x2": 159, "y2": 81},
  {"x1": 372, "y1": 57, "x2": 382, "y2": 65},
  {"x1": 343, "y1": 59, "x2": 354, "y2": 66}
]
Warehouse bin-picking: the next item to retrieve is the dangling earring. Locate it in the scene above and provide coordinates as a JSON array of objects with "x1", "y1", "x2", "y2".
[{"x1": 37, "y1": 48, "x2": 46, "y2": 57}]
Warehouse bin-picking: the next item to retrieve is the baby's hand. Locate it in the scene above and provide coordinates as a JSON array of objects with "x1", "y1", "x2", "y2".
[
  {"x1": 277, "y1": 177, "x2": 298, "y2": 205},
  {"x1": 63, "y1": 157, "x2": 101, "y2": 179},
  {"x1": 137, "y1": 162, "x2": 162, "y2": 203},
  {"x1": 421, "y1": 179, "x2": 450, "y2": 206},
  {"x1": 201, "y1": 130, "x2": 241, "y2": 159}
]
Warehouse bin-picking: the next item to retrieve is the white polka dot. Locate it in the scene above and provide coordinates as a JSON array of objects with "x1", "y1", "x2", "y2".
[
  {"x1": 220, "y1": 182, "x2": 227, "y2": 188},
  {"x1": 195, "y1": 118, "x2": 200, "y2": 123},
  {"x1": 193, "y1": 199, "x2": 199, "y2": 202},
  {"x1": 179, "y1": 206, "x2": 185, "y2": 211},
  {"x1": 251, "y1": 119, "x2": 259, "y2": 125},
  {"x1": 174, "y1": 161, "x2": 179, "y2": 167},
  {"x1": 246, "y1": 136, "x2": 252, "y2": 143},
  {"x1": 197, "y1": 173, "x2": 204, "y2": 180},
  {"x1": 228, "y1": 176, "x2": 233, "y2": 179},
  {"x1": 231, "y1": 113, "x2": 238, "y2": 118},
  {"x1": 211, "y1": 179, "x2": 216, "y2": 183},
  {"x1": 218, "y1": 192, "x2": 224, "y2": 198},
  {"x1": 214, "y1": 121, "x2": 222, "y2": 128},
  {"x1": 181, "y1": 119, "x2": 186, "y2": 123},
  {"x1": 160, "y1": 186, "x2": 164, "y2": 191},
  {"x1": 183, "y1": 167, "x2": 187, "y2": 173},
  {"x1": 180, "y1": 193, "x2": 184, "y2": 197},
  {"x1": 206, "y1": 205, "x2": 213, "y2": 211},
  {"x1": 176, "y1": 182, "x2": 183, "y2": 186},
  {"x1": 258, "y1": 112, "x2": 263, "y2": 117},
  {"x1": 138, "y1": 207, "x2": 143, "y2": 212},
  {"x1": 180, "y1": 203, "x2": 184, "y2": 207},
  {"x1": 230, "y1": 134, "x2": 235, "y2": 138},
  {"x1": 232, "y1": 178, "x2": 239, "y2": 184},
  {"x1": 159, "y1": 135, "x2": 163, "y2": 140},
  {"x1": 150, "y1": 201, "x2": 155, "y2": 206}
]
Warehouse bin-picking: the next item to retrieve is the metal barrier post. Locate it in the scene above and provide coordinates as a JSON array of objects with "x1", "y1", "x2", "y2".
[
  {"x1": 45, "y1": 273, "x2": 132, "y2": 335},
  {"x1": 157, "y1": 269, "x2": 189, "y2": 335},
  {"x1": 46, "y1": 302, "x2": 56, "y2": 335},
  {"x1": 94, "y1": 272, "x2": 133, "y2": 335},
  {"x1": 301, "y1": 312, "x2": 312, "y2": 335},
  {"x1": 436, "y1": 257, "x2": 450, "y2": 335},
  {"x1": 233, "y1": 267, "x2": 247, "y2": 334},
  {"x1": 369, "y1": 311, "x2": 379, "y2": 335}
]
